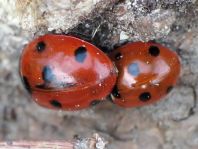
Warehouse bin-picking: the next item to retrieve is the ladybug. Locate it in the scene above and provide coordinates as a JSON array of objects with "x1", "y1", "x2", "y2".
[
  {"x1": 19, "y1": 34, "x2": 117, "y2": 110},
  {"x1": 110, "y1": 41, "x2": 181, "y2": 107}
]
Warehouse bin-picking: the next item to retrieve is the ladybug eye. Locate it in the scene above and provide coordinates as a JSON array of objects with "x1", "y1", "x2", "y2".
[
  {"x1": 50, "y1": 99, "x2": 62, "y2": 108},
  {"x1": 149, "y1": 46, "x2": 160, "y2": 57},
  {"x1": 36, "y1": 41, "x2": 46, "y2": 52},
  {"x1": 74, "y1": 46, "x2": 87, "y2": 63},
  {"x1": 139, "y1": 92, "x2": 151, "y2": 102}
]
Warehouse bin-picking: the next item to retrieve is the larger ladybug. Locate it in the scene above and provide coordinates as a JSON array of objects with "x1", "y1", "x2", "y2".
[
  {"x1": 19, "y1": 34, "x2": 117, "y2": 110},
  {"x1": 110, "y1": 41, "x2": 181, "y2": 108}
]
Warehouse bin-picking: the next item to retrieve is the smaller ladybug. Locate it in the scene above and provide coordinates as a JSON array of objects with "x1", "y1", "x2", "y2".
[
  {"x1": 109, "y1": 41, "x2": 181, "y2": 107},
  {"x1": 19, "y1": 34, "x2": 117, "y2": 110}
]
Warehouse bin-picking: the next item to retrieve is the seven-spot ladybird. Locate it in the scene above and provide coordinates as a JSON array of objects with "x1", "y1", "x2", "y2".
[
  {"x1": 19, "y1": 34, "x2": 117, "y2": 110},
  {"x1": 20, "y1": 34, "x2": 181, "y2": 110},
  {"x1": 109, "y1": 41, "x2": 181, "y2": 107}
]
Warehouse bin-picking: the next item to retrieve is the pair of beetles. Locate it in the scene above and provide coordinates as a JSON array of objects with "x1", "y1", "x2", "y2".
[{"x1": 19, "y1": 34, "x2": 181, "y2": 111}]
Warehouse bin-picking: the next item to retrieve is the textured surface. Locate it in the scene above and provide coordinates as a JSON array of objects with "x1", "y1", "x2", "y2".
[{"x1": 0, "y1": 0, "x2": 198, "y2": 149}]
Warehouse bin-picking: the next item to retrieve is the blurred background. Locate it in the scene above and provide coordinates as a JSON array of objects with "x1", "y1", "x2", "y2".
[{"x1": 0, "y1": 0, "x2": 198, "y2": 148}]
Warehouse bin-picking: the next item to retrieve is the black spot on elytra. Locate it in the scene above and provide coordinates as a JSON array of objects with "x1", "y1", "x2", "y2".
[
  {"x1": 21, "y1": 76, "x2": 32, "y2": 94},
  {"x1": 74, "y1": 46, "x2": 87, "y2": 63},
  {"x1": 50, "y1": 100, "x2": 62, "y2": 108},
  {"x1": 42, "y1": 66, "x2": 55, "y2": 83},
  {"x1": 115, "y1": 52, "x2": 123, "y2": 60},
  {"x1": 139, "y1": 92, "x2": 151, "y2": 102},
  {"x1": 36, "y1": 41, "x2": 46, "y2": 52},
  {"x1": 167, "y1": 86, "x2": 173, "y2": 94},
  {"x1": 112, "y1": 86, "x2": 121, "y2": 98},
  {"x1": 90, "y1": 100, "x2": 101, "y2": 106},
  {"x1": 149, "y1": 46, "x2": 160, "y2": 57}
]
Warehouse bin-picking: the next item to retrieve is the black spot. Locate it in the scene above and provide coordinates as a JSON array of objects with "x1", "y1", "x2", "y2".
[
  {"x1": 74, "y1": 46, "x2": 87, "y2": 63},
  {"x1": 42, "y1": 66, "x2": 55, "y2": 83},
  {"x1": 90, "y1": 100, "x2": 101, "y2": 106},
  {"x1": 36, "y1": 41, "x2": 46, "y2": 52},
  {"x1": 167, "y1": 86, "x2": 174, "y2": 93},
  {"x1": 149, "y1": 46, "x2": 160, "y2": 57},
  {"x1": 50, "y1": 100, "x2": 62, "y2": 108},
  {"x1": 21, "y1": 76, "x2": 32, "y2": 94},
  {"x1": 112, "y1": 86, "x2": 121, "y2": 98},
  {"x1": 115, "y1": 52, "x2": 123, "y2": 60},
  {"x1": 139, "y1": 92, "x2": 151, "y2": 102}
]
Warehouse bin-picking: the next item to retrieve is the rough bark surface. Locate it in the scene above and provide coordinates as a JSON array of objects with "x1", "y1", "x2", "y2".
[{"x1": 0, "y1": 0, "x2": 198, "y2": 149}]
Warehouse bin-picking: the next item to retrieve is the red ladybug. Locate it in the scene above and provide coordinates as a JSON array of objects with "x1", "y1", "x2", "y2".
[
  {"x1": 110, "y1": 41, "x2": 181, "y2": 107},
  {"x1": 19, "y1": 34, "x2": 117, "y2": 110}
]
